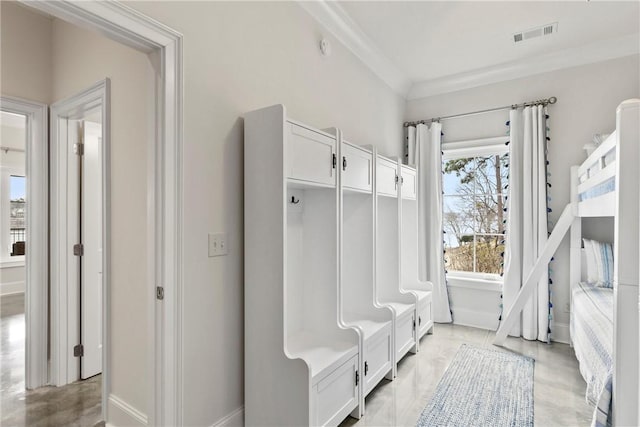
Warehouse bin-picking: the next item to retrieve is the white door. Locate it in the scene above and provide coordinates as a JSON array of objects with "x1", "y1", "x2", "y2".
[
  {"x1": 80, "y1": 120, "x2": 103, "y2": 379},
  {"x1": 342, "y1": 142, "x2": 372, "y2": 193},
  {"x1": 286, "y1": 122, "x2": 336, "y2": 186},
  {"x1": 377, "y1": 157, "x2": 398, "y2": 197}
]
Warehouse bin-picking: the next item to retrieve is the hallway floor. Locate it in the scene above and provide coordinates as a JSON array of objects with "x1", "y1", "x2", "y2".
[
  {"x1": 1, "y1": 293, "x2": 102, "y2": 427},
  {"x1": 341, "y1": 323, "x2": 593, "y2": 427}
]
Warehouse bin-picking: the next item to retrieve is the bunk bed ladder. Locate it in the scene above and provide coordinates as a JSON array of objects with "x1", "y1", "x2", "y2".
[{"x1": 494, "y1": 204, "x2": 575, "y2": 345}]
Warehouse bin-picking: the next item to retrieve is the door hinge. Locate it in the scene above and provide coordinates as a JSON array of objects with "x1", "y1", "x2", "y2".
[
  {"x1": 73, "y1": 243, "x2": 84, "y2": 256},
  {"x1": 355, "y1": 370, "x2": 359, "y2": 386},
  {"x1": 413, "y1": 318, "x2": 416, "y2": 331},
  {"x1": 73, "y1": 344, "x2": 84, "y2": 357},
  {"x1": 73, "y1": 142, "x2": 84, "y2": 156},
  {"x1": 419, "y1": 316, "x2": 422, "y2": 326},
  {"x1": 332, "y1": 153, "x2": 337, "y2": 169},
  {"x1": 364, "y1": 361, "x2": 369, "y2": 376},
  {"x1": 156, "y1": 286, "x2": 164, "y2": 300},
  {"x1": 395, "y1": 174, "x2": 399, "y2": 189}
]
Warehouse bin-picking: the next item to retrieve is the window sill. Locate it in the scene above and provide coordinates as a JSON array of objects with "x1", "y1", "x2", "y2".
[
  {"x1": 447, "y1": 274, "x2": 503, "y2": 292},
  {"x1": 0, "y1": 258, "x2": 25, "y2": 268}
]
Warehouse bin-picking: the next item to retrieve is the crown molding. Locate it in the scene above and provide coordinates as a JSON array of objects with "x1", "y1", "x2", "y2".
[
  {"x1": 408, "y1": 33, "x2": 640, "y2": 100},
  {"x1": 298, "y1": 1, "x2": 411, "y2": 97}
]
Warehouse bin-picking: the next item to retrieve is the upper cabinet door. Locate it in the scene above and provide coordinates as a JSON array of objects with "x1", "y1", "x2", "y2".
[
  {"x1": 286, "y1": 122, "x2": 336, "y2": 186},
  {"x1": 342, "y1": 142, "x2": 372, "y2": 193},
  {"x1": 377, "y1": 157, "x2": 398, "y2": 198},
  {"x1": 401, "y1": 166, "x2": 417, "y2": 200}
]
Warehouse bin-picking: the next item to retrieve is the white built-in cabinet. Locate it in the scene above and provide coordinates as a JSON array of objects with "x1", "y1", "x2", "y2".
[{"x1": 245, "y1": 105, "x2": 433, "y2": 426}]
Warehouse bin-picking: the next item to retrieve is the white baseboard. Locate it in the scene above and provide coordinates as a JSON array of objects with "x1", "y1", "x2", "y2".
[
  {"x1": 212, "y1": 406, "x2": 244, "y2": 427},
  {"x1": 0, "y1": 281, "x2": 25, "y2": 296},
  {"x1": 551, "y1": 322, "x2": 570, "y2": 344},
  {"x1": 451, "y1": 306, "x2": 499, "y2": 331},
  {"x1": 107, "y1": 394, "x2": 147, "y2": 426}
]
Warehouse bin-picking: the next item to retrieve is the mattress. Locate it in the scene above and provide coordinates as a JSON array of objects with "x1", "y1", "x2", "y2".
[{"x1": 571, "y1": 282, "x2": 613, "y2": 427}]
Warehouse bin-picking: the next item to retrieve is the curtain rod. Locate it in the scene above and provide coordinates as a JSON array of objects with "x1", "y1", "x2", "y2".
[{"x1": 403, "y1": 96, "x2": 557, "y2": 128}]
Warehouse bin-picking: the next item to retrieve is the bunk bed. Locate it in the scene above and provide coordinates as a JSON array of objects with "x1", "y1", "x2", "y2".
[{"x1": 495, "y1": 99, "x2": 640, "y2": 426}]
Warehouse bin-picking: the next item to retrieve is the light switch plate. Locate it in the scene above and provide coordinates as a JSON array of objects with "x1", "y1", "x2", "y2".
[{"x1": 208, "y1": 232, "x2": 228, "y2": 257}]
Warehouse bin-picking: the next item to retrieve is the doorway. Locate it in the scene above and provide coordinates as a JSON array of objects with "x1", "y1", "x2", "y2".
[{"x1": 50, "y1": 80, "x2": 109, "y2": 398}]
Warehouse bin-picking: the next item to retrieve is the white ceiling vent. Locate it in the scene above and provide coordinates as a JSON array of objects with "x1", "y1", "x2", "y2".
[{"x1": 513, "y1": 22, "x2": 558, "y2": 43}]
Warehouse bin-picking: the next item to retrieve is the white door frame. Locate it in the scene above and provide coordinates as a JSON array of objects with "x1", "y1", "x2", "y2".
[
  {"x1": 0, "y1": 96, "x2": 48, "y2": 390},
  {"x1": 23, "y1": 1, "x2": 184, "y2": 425},
  {"x1": 49, "y1": 78, "x2": 109, "y2": 386}
]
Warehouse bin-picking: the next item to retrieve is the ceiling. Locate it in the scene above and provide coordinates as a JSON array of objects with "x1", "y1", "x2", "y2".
[{"x1": 303, "y1": 1, "x2": 640, "y2": 98}]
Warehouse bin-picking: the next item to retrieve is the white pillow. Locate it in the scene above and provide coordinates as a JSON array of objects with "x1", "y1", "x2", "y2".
[
  {"x1": 583, "y1": 239, "x2": 599, "y2": 284},
  {"x1": 583, "y1": 238, "x2": 614, "y2": 288}
]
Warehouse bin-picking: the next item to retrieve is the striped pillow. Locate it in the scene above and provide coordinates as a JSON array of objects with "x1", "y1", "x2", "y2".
[{"x1": 583, "y1": 239, "x2": 613, "y2": 288}]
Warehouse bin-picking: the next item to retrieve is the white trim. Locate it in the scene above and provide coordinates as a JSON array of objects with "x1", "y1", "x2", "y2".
[
  {"x1": 107, "y1": 394, "x2": 148, "y2": 427},
  {"x1": 297, "y1": 1, "x2": 410, "y2": 96},
  {"x1": 450, "y1": 306, "x2": 499, "y2": 331},
  {"x1": 550, "y1": 322, "x2": 570, "y2": 344},
  {"x1": 49, "y1": 80, "x2": 110, "y2": 421},
  {"x1": 211, "y1": 406, "x2": 245, "y2": 427},
  {"x1": 0, "y1": 259, "x2": 25, "y2": 268},
  {"x1": 22, "y1": 2, "x2": 184, "y2": 425},
  {"x1": 408, "y1": 33, "x2": 640, "y2": 99},
  {"x1": 0, "y1": 96, "x2": 48, "y2": 389},
  {"x1": 446, "y1": 275, "x2": 502, "y2": 293},
  {"x1": 0, "y1": 280, "x2": 25, "y2": 296}
]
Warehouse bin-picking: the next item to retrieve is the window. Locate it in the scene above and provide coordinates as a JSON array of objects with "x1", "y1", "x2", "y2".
[
  {"x1": 10, "y1": 175, "x2": 26, "y2": 255},
  {"x1": 443, "y1": 152, "x2": 508, "y2": 277}
]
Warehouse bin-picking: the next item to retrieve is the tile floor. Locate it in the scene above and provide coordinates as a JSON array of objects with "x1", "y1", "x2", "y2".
[
  {"x1": 2, "y1": 293, "x2": 593, "y2": 426},
  {"x1": 340, "y1": 324, "x2": 593, "y2": 427},
  {"x1": 1, "y1": 293, "x2": 103, "y2": 427}
]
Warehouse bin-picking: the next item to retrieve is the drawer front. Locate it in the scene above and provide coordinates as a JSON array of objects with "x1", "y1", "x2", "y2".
[
  {"x1": 364, "y1": 329, "x2": 392, "y2": 394},
  {"x1": 342, "y1": 143, "x2": 372, "y2": 193},
  {"x1": 376, "y1": 158, "x2": 398, "y2": 197},
  {"x1": 418, "y1": 301, "x2": 432, "y2": 336},
  {"x1": 314, "y1": 355, "x2": 359, "y2": 426},
  {"x1": 401, "y1": 167, "x2": 417, "y2": 200},
  {"x1": 287, "y1": 122, "x2": 336, "y2": 186},
  {"x1": 395, "y1": 311, "x2": 414, "y2": 354}
]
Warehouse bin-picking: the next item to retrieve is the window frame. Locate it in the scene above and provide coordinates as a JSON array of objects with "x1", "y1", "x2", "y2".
[{"x1": 442, "y1": 139, "x2": 509, "y2": 282}]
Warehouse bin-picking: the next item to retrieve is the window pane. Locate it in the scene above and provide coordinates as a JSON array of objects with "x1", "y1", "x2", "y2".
[
  {"x1": 475, "y1": 234, "x2": 504, "y2": 274},
  {"x1": 443, "y1": 157, "x2": 476, "y2": 196},
  {"x1": 10, "y1": 175, "x2": 26, "y2": 253},
  {"x1": 443, "y1": 195, "x2": 475, "y2": 273},
  {"x1": 475, "y1": 154, "x2": 508, "y2": 195},
  {"x1": 473, "y1": 193, "x2": 505, "y2": 234},
  {"x1": 445, "y1": 234, "x2": 474, "y2": 272}
]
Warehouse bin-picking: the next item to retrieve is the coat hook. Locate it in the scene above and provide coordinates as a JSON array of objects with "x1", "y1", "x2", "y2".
[{"x1": 291, "y1": 196, "x2": 300, "y2": 204}]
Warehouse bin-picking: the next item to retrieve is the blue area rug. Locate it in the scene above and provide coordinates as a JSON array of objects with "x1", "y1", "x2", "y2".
[{"x1": 417, "y1": 344, "x2": 534, "y2": 427}]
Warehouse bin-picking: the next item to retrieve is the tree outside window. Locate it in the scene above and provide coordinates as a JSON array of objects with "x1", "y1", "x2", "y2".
[{"x1": 443, "y1": 153, "x2": 508, "y2": 275}]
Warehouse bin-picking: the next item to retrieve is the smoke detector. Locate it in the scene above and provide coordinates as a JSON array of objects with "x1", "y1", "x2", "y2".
[{"x1": 513, "y1": 22, "x2": 558, "y2": 43}]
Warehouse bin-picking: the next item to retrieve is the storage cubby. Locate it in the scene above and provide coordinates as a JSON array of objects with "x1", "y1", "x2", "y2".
[
  {"x1": 375, "y1": 155, "x2": 417, "y2": 376},
  {"x1": 245, "y1": 105, "x2": 359, "y2": 427},
  {"x1": 245, "y1": 105, "x2": 434, "y2": 426},
  {"x1": 340, "y1": 141, "x2": 393, "y2": 404},
  {"x1": 399, "y1": 165, "x2": 434, "y2": 341}
]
